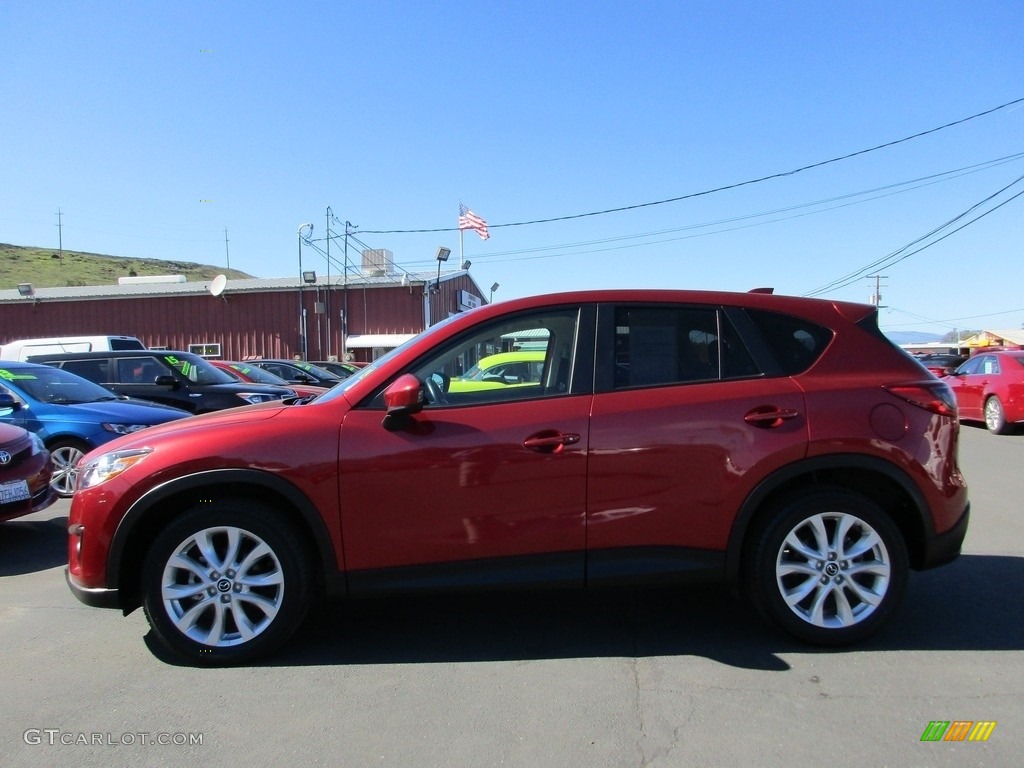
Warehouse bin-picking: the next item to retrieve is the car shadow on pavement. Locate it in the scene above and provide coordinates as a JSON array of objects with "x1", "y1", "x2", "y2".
[
  {"x1": 139, "y1": 553, "x2": 1024, "y2": 671},
  {"x1": 0, "y1": 514, "x2": 68, "y2": 576}
]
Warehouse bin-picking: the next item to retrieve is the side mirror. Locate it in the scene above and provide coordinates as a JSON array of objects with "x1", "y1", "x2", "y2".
[
  {"x1": 383, "y1": 373, "x2": 426, "y2": 418},
  {"x1": 0, "y1": 392, "x2": 22, "y2": 413},
  {"x1": 154, "y1": 374, "x2": 179, "y2": 389}
]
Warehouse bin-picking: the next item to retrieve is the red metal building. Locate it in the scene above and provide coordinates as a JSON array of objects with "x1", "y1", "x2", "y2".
[{"x1": 0, "y1": 261, "x2": 487, "y2": 364}]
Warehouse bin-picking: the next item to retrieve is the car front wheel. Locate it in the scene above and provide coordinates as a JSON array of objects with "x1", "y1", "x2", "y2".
[
  {"x1": 746, "y1": 488, "x2": 908, "y2": 646},
  {"x1": 142, "y1": 502, "x2": 312, "y2": 665},
  {"x1": 49, "y1": 439, "x2": 90, "y2": 497}
]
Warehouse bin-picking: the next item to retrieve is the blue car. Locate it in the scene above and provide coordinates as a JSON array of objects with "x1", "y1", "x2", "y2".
[{"x1": 0, "y1": 361, "x2": 190, "y2": 497}]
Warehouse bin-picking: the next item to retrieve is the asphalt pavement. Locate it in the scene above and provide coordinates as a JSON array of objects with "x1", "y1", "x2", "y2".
[{"x1": 1, "y1": 423, "x2": 1021, "y2": 767}]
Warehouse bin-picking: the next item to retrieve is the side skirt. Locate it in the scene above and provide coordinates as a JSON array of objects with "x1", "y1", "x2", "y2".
[{"x1": 345, "y1": 547, "x2": 726, "y2": 597}]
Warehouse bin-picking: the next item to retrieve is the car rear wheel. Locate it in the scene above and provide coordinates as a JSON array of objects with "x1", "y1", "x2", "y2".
[
  {"x1": 746, "y1": 488, "x2": 908, "y2": 646},
  {"x1": 49, "y1": 439, "x2": 90, "y2": 497},
  {"x1": 142, "y1": 502, "x2": 312, "y2": 665},
  {"x1": 984, "y1": 396, "x2": 1009, "y2": 434}
]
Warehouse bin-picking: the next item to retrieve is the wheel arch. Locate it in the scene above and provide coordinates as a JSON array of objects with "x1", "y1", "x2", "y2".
[
  {"x1": 108, "y1": 469, "x2": 344, "y2": 612},
  {"x1": 43, "y1": 433, "x2": 97, "y2": 450},
  {"x1": 725, "y1": 454, "x2": 934, "y2": 582}
]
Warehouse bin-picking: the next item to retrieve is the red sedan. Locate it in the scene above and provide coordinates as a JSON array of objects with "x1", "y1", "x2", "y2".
[{"x1": 945, "y1": 350, "x2": 1024, "y2": 434}]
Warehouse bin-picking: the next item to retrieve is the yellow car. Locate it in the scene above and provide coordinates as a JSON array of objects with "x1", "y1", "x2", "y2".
[{"x1": 448, "y1": 350, "x2": 545, "y2": 393}]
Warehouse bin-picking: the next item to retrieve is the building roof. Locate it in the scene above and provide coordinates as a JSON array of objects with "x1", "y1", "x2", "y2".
[
  {"x1": 0, "y1": 270, "x2": 468, "y2": 303},
  {"x1": 959, "y1": 329, "x2": 1024, "y2": 347}
]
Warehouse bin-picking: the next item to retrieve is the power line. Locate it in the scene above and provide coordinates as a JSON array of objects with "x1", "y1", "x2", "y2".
[
  {"x1": 360, "y1": 96, "x2": 1024, "y2": 235},
  {"x1": 885, "y1": 305, "x2": 1024, "y2": 329},
  {"x1": 804, "y1": 173, "x2": 1024, "y2": 297},
  {"x1": 389, "y1": 152, "x2": 1024, "y2": 270}
]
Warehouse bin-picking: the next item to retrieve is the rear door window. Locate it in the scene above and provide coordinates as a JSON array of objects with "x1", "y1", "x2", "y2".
[{"x1": 608, "y1": 305, "x2": 758, "y2": 389}]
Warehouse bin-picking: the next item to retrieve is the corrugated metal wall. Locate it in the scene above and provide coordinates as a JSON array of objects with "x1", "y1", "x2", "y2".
[{"x1": 0, "y1": 275, "x2": 484, "y2": 363}]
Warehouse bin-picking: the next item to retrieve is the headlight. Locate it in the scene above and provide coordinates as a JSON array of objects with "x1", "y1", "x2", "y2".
[
  {"x1": 78, "y1": 448, "x2": 153, "y2": 490},
  {"x1": 30, "y1": 432, "x2": 46, "y2": 456},
  {"x1": 102, "y1": 423, "x2": 152, "y2": 435},
  {"x1": 237, "y1": 392, "x2": 280, "y2": 404}
]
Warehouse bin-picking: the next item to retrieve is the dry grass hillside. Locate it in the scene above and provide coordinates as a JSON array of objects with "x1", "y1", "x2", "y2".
[{"x1": 1, "y1": 243, "x2": 252, "y2": 289}]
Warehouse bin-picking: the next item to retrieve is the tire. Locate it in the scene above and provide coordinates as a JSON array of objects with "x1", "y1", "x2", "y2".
[
  {"x1": 745, "y1": 488, "x2": 908, "y2": 646},
  {"x1": 142, "y1": 502, "x2": 312, "y2": 666},
  {"x1": 49, "y1": 439, "x2": 90, "y2": 498},
  {"x1": 984, "y1": 396, "x2": 1009, "y2": 434}
]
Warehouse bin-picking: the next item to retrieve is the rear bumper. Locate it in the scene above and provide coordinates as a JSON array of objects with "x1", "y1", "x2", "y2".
[
  {"x1": 66, "y1": 568, "x2": 120, "y2": 609},
  {"x1": 920, "y1": 502, "x2": 970, "y2": 570}
]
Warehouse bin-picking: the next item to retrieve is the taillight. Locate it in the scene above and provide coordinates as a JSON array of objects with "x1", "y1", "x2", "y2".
[{"x1": 884, "y1": 380, "x2": 958, "y2": 417}]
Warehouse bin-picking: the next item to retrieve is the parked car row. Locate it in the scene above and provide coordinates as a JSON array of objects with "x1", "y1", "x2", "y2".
[
  {"x1": 27, "y1": 350, "x2": 296, "y2": 412},
  {"x1": 245, "y1": 359, "x2": 348, "y2": 388},
  {"x1": 0, "y1": 350, "x2": 316, "y2": 500},
  {"x1": 0, "y1": 362, "x2": 191, "y2": 497},
  {"x1": 209, "y1": 360, "x2": 329, "y2": 398}
]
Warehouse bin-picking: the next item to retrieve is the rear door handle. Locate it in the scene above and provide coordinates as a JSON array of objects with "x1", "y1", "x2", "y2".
[
  {"x1": 744, "y1": 406, "x2": 800, "y2": 429},
  {"x1": 523, "y1": 430, "x2": 581, "y2": 454}
]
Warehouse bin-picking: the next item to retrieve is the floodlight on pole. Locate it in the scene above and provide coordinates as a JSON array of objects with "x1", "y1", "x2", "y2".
[{"x1": 435, "y1": 246, "x2": 452, "y2": 290}]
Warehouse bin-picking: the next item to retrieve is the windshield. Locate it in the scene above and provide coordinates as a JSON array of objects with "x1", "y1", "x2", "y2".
[
  {"x1": 0, "y1": 364, "x2": 122, "y2": 404},
  {"x1": 157, "y1": 354, "x2": 237, "y2": 385},
  {"x1": 228, "y1": 363, "x2": 289, "y2": 386},
  {"x1": 290, "y1": 361, "x2": 341, "y2": 380}
]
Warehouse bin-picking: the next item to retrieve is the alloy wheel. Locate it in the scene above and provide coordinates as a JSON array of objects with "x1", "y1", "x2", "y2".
[
  {"x1": 775, "y1": 511, "x2": 891, "y2": 629},
  {"x1": 50, "y1": 444, "x2": 86, "y2": 497},
  {"x1": 160, "y1": 525, "x2": 286, "y2": 648}
]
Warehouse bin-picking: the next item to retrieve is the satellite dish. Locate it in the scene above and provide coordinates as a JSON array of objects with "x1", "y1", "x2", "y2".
[{"x1": 209, "y1": 274, "x2": 227, "y2": 297}]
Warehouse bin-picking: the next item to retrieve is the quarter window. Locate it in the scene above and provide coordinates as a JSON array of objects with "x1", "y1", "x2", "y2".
[{"x1": 744, "y1": 309, "x2": 832, "y2": 375}]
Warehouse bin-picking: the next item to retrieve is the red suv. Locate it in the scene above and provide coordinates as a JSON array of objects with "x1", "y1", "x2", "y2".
[{"x1": 66, "y1": 290, "x2": 970, "y2": 664}]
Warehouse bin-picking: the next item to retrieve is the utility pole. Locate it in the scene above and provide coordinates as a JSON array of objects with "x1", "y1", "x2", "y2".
[
  {"x1": 867, "y1": 274, "x2": 887, "y2": 307},
  {"x1": 56, "y1": 208, "x2": 63, "y2": 266},
  {"x1": 224, "y1": 227, "x2": 230, "y2": 269},
  {"x1": 326, "y1": 206, "x2": 332, "y2": 357},
  {"x1": 343, "y1": 221, "x2": 351, "y2": 360}
]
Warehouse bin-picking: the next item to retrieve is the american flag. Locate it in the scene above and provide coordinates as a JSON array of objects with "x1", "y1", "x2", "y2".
[{"x1": 458, "y1": 204, "x2": 490, "y2": 240}]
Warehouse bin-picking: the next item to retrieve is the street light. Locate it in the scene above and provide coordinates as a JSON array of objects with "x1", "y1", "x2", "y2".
[
  {"x1": 435, "y1": 246, "x2": 451, "y2": 290},
  {"x1": 490, "y1": 282, "x2": 499, "y2": 302},
  {"x1": 297, "y1": 223, "x2": 313, "y2": 359}
]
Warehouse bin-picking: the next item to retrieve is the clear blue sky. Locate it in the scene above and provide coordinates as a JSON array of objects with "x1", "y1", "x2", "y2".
[{"x1": 2, "y1": 1, "x2": 1021, "y2": 337}]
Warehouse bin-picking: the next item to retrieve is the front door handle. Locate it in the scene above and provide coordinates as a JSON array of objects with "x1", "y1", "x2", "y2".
[{"x1": 523, "y1": 430, "x2": 581, "y2": 454}]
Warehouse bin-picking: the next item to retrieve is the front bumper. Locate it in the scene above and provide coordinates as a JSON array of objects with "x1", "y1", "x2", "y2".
[{"x1": 65, "y1": 568, "x2": 120, "y2": 609}]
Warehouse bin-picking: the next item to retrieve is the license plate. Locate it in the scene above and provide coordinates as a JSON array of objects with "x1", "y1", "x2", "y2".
[{"x1": 0, "y1": 480, "x2": 31, "y2": 504}]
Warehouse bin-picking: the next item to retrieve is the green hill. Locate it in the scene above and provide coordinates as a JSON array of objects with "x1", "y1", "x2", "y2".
[{"x1": 0, "y1": 243, "x2": 252, "y2": 289}]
